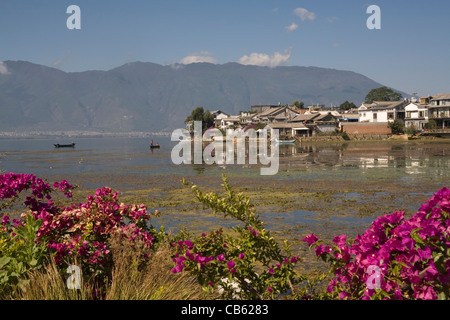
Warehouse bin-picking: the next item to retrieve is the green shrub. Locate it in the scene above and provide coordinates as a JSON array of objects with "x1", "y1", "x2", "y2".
[{"x1": 0, "y1": 213, "x2": 47, "y2": 297}]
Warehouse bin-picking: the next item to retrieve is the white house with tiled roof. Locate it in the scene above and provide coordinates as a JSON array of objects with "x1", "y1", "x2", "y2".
[
  {"x1": 428, "y1": 93, "x2": 450, "y2": 129},
  {"x1": 404, "y1": 98, "x2": 429, "y2": 130},
  {"x1": 358, "y1": 100, "x2": 407, "y2": 123}
]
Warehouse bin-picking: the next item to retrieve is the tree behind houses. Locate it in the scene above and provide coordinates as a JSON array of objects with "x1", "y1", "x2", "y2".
[
  {"x1": 339, "y1": 101, "x2": 357, "y2": 111},
  {"x1": 365, "y1": 86, "x2": 403, "y2": 104},
  {"x1": 185, "y1": 106, "x2": 215, "y2": 133}
]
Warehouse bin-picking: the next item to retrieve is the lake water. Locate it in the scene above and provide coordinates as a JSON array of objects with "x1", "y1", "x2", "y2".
[
  {"x1": 1, "y1": 136, "x2": 450, "y2": 248},
  {"x1": 2, "y1": 136, "x2": 449, "y2": 179}
]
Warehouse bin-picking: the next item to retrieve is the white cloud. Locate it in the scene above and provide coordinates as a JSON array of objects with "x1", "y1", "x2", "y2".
[
  {"x1": 294, "y1": 8, "x2": 316, "y2": 21},
  {"x1": 237, "y1": 49, "x2": 292, "y2": 68},
  {"x1": 179, "y1": 51, "x2": 217, "y2": 64},
  {"x1": 0, "y1": 61, "x2": 10, "y2": 75},
  {"x1": 285, "y1": 22, "x2": 299, "y2": 32}
]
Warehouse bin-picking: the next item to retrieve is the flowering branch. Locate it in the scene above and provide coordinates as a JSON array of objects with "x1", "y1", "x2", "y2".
[{"x1": 172, "y1": 174, "x2": 303, "y2": 299}]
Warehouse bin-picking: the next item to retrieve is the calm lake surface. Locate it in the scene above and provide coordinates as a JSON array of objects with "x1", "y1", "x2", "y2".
[
  {"x1": 1, "y1": 136, "x2": 450, "y2": 249},
  {"x1": 1, "y1": 135, "x2": 449, "y2": 178}
]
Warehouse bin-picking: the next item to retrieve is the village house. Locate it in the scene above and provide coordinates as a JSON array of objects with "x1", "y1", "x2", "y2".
[
  {"x1": 250, "y1": 105, "x2": 280, "y2": 114},
  {"x1": 313, "y1": 112, "x2": 341, "y2": 132},
  {"x1": 358, "y1": 100, "x2": 407, "y2": 123},
  {"x1": 338, "y1": 109, "x2": 360, "y2": 123},
  {"x1": 210, "y1": 110, "x2": 229, "y2": 123},
  {"x1": 217, "y1": 112, "x2": 256, "y2": 130},
  {"x1": 209, "y1": 110, "x2": 230, "y2": 127},
  {"x1": 267, "y1": 122, "x2": 309, "y2": 137},
  {"x1": 219, "y1": 115, "x2": 242, "y2": 129},
  {"x1": 427, "y1": 93, "x2": 450, "y2": 129},
  {"x1": 307, "y1": 105, "x2": 325, "y2": 113},
  {"x1": 404, "y1": 98, "x2": 429, "y2": 130},
  {"x1": 252, "y1": 105, "x2": 300, "y2": 124},
  {"x1": 288, "y1": 111, "x2": 340, "y2": 137}
]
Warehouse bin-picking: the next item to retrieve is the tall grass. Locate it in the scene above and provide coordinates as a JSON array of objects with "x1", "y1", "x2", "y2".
[
  {"x1": 9, "y1": 235, "x2": 212, "y2": 300},
  {"x1": 105, "y1": 236, "x2": 209, "y2": 300},
  {"x1": 8, "y1": 257, "x2": 93, "y2": 300}
]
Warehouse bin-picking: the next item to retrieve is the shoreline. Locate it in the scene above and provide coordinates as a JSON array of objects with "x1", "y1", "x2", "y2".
[
  {"x1": 0, "y1": 130, "x2": 449, "y2": 144},
  {"x1": 0, "y1": 131, "x2": 171, "y2": 139}
]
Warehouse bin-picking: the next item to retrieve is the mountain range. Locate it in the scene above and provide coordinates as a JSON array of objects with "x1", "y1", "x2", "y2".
[{"x1": 0, "y1": 60, "x2": 405, "y2": 133}]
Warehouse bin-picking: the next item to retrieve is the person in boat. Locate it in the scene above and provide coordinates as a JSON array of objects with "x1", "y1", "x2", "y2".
[{"x1": 151, "y1": 140, "x2": 154, "y2": 146}]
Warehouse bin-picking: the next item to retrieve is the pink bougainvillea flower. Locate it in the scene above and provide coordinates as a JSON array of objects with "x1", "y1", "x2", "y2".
[
  {"x1": 302, "y1": 233, "x2": 319, "y2": 246},
  {"x1": 339, "y1": 291, "x2": 349, "y2": 300},
  {"x1": 1, "y1": 215, "x2": 9, "y2": 225},
  {"x1": 226, "y1": 260, "x2": 235, "y2": 269},
  {"x1": 332, "y1": 235, "x2": 347, "y2": 248},
  {"x1": 217, "y1": 254, "x2": 225, "y2": 262},
  {"x1": 315, "y1": 244, "x2": 325, "y2": 256}
]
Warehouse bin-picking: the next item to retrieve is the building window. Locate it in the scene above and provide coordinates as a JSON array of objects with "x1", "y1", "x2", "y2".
[{"x1": 373, "y1": 113, "x2": 377, "y2": 121}]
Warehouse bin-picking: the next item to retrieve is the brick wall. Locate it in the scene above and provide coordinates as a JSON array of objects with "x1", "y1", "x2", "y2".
[{"x1": 341, "y1": 123, "x2": 392, "y2": 135}]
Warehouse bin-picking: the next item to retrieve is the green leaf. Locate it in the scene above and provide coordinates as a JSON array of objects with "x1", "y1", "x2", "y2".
[
  {"x1": 410, "y1": 229, "x2": 425, "y2": 245},
  {"x1": 433, "y1": 253, "x2": 447, "y2": 273},
  {"x1": 437, "y1": 291, "x2": 447, "y2": 300},
  {"x1": 29, "y1": 258, "x2": 38, "y2": 267},
  {"x1": 0, "y1": 256, "x2": 11, "y2": 268}
]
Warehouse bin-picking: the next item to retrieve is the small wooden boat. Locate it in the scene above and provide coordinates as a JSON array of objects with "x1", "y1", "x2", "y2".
[
  {"x1": 150, "y1": 144, "x2": 160, "y2": 149},
  {"x1": 54, "y1": 143, "x2": 76, "y2": 148},
  {"x1": 274, "y1": 138, "x2": 296, "y2": 144}
]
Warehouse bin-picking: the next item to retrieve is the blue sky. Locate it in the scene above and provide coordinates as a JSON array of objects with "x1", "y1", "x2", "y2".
[{"x1": 1, "y1": 0, "x2": 449, "y2": 97}]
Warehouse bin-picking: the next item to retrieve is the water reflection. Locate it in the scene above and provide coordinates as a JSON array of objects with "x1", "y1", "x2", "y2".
[
  {"x1": 1, "y1": 137, "x2": 449, "y2": 179},
  {"x1": 274, "y1": 141, "x2": 450, "y2": 177}
]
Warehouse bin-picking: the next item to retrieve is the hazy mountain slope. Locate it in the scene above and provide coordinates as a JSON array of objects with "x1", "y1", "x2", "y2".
[{"x1": 0, "y1": 60, "x2": 400, "y2": 132}]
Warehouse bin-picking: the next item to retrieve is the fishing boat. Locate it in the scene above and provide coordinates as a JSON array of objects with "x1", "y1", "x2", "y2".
[
  {"x1": 54, "y1": 143, "x2": 76, "y2": 148},
  {"x1": 150, "y1": 143, "x2": 160, "y2": 149},
  {"x1": 274, "y1": 138, "x2": 296, "y2": 144}
]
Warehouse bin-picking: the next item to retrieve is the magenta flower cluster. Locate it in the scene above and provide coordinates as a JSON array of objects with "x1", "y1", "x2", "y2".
[
  {"x1": 171, "y1": 240, "x2": 215, "y2": 273},
  {"x1": 1, "y1": 173, "x2": 159, "y2": 273},
  {"x1": 0, "y1": 173, "x2": 60, "y2": 213},
  {"x1": 302, "y1": 187, "x2": 450, "y2": 300}
]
